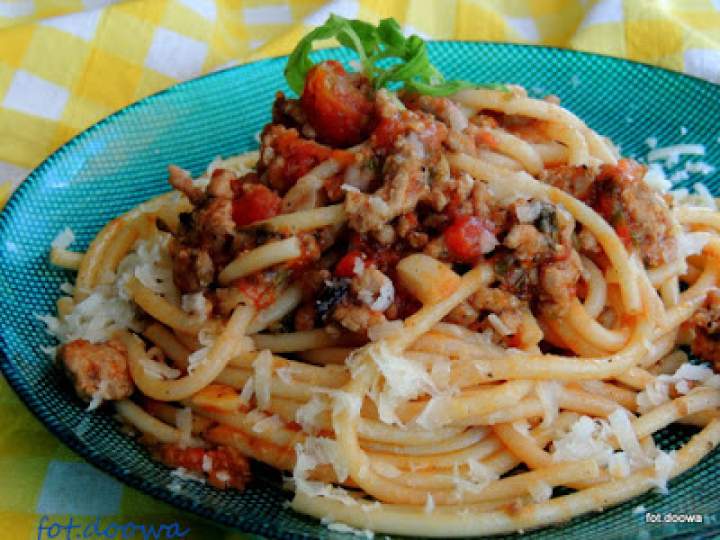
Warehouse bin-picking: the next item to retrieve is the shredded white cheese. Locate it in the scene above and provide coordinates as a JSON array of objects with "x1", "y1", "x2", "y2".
[
  {"x1": 295, "y1": 395, "x2": 327, "y2": 433},
  {"x1": 86, "y1": 378, "x2": 108, "y2": 411},
  {"x1": 367, "y1": 343, "x2": 437, "y2": 426},
  {"x1": 528, "y1": 480, "x2": 552, "y2": 503},
  {"x1": 608, "y1": 409, "x2": 650, "y2": 468},
  {"x1": 552, "y1": 416, "x2": 614, "y2": 465},
  {"x1": 651, "y1": 450, "x2": 676, "y2": 494},
  {"x1": 648, "y1": 143, "x2": 705, "y2": 167},
  {"x1": 239, "y1": 375, "x2": 254, "y2": 405},
  {"x1": 51, "y1": 227, "x2": 75, "y2": 250},
  {"x1": 536, "y1": 381, "x2": 561, "y2": 428},
  {"x1": 202, "y1": 454, "x2": 213, "y2": 473},
  {"x1": 608, "y1": 451, "x2": 631, "y2": 478},
  {"x1": 253, "y1": 349, "x2": 273, "y2": 410}
]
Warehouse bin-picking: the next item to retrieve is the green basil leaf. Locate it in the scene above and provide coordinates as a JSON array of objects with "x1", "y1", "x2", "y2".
[{"x1": 284, "y1": 14, "x2": 507, "y2": 97}]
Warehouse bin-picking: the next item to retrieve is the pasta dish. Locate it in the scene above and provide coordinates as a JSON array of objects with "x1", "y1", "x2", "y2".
[{"x1": 42, "y1": 16, "x2": 720, "y2": 537}]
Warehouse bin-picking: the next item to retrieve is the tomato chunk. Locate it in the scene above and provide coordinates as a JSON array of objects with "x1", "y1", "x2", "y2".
[
  {"x1": 444, "y1": 216, "x2": 497, "y2": 261},
  {"x1": 232, "y1": 184, "x2": 281, "y2": 227},
  {"x1": 264, "y1": 127, "x2": 354, "y2": 193},
  {"x1": 335, "y1": 250, "x2": 365, "y2": 277},
  {"x1": 301, "y1": 60, "x2": 374, "y2": 147}
]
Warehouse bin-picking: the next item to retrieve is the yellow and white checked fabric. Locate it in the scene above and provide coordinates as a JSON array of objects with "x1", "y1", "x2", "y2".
[{"x1": 1, "y1": 1, "x2": 720, "y2": 539}]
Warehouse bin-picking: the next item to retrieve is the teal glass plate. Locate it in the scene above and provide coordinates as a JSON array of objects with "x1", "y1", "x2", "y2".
[{"x1": 1, "y1": 42, "x2": 719, "y2": 539}]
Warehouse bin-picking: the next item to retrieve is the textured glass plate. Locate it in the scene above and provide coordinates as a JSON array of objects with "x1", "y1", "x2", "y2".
[{"x1": 1, "y1": 42, "x2": 719, "y2": 540}]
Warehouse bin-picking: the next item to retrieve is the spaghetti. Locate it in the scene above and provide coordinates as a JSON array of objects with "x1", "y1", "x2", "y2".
[{"x1": 43, "y1": 16, "x2": 720, "y2": 537}]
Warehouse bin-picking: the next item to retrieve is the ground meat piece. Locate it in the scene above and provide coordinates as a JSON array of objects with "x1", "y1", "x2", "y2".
[
  {"x1": 539, "y1": 165, "x2": 596, "y2": 200},
  {"x1": 539, "y1": 252, "x2": 582, "y2": 309},
  {"x1": 170, "y1": 244, "x2": 214, "y2": 293},
  {"x1": 294, "y1": 303, "x2": 316, "y2": 331},
  {"x1": 332, "y1": 302, "x2": 386, "y2": 333},
  {"x1": 691, "y1": 331, "x2": 720, "y2": 373},
  {"x1": 271, "y1": 91, "x2": 308, "y2": 132},
  {"x1": 576, "y1": 226, "x2": 602, "y2": 259},
  {"x1": 470, "y1": 287, "x2": 521, "y2": 313},
  {"x1": 504, "y1": 224, "x2": 550, "y2": 261},
  {"x1": 351, "y1": 266, "x2": 395, "y2": 312},
  {"x1": 207, "y1": 168, "x2": 236, "y2": 199},
  {"x1": 690, "y1": 290, "x2": 720, "y2": 372},
  {"x1": 592, "y1": 159, "x2": 677, "y2": 267},
  {"x1": 61, "y1": 339, "x2": 133, "y2": 402},
  {"x1": 404, "y1": 94, "x2": 469, "y2": 132},
  {"x1": 156, "y1": 443, "x2": 251, "y2": 491},
  {"x1": 344, "y1": 90, "x2": 448, "y2": 233},
  {"x1": 168, "y1": 165, "x2": 204, "y2": 205}
]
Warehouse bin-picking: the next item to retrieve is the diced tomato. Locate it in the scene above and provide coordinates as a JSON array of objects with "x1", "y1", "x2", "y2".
[
  {"x1": 335, "y1": 250, "x2": 364, "y2": 277},
  {"x1": 615, "y1": 223, "x2": 632, "y2": 247},
  {"x1": 444, "y1": 215, "x2": 496, "y2": 262},
  {"x1": 505, "y1": 333, "x2": 523, "y2": 348},
  {"x1": 232, "y1": 184, "x2": 282, "y2": 227},
  {"x1": 266, "y1": 128, "x2": 354, "y2": 193},
  {"x1": 301, "y1": 61, "x2": 374, "y2": 147}
]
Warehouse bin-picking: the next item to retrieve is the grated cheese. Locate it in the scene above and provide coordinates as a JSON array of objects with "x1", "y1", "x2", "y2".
[
  {"x1": 528, "y1": 481, "x2": 552, "y2": 503},
  {"x1": 651, "y1": 450, "x2": 676, "y2": 494},
  {"x1": 181, "y1": 292, "x2": 207, "y2": 319},
  {"x1": 693, "y1": 182, "x2": 717, "y2": 210},
  {"x1": 140, "y1": 356, "x2": 181, "y2": 380},
  {"x1": 367, "y1": 343, "x2": 437, "y2": 426},
  {"x1": 252, "y1": 413, "x2": 283, "y2": 434},
  {"x1": 170, "y1": 467, "x2": 205, "y2": 483},
  {"x1": 552, "y1": 416, "x2": 614, "y2": 465},
  {"x1": 608, "y1": 408, "x2": 651, "y2": 469},
  {"x1": 295, "y1": 395, "x2": 327, "y2": 433},
  {"x1": 202, "y1": 454, "x2": 213, "y2": 473},
  {"x1": 669, "y1": 170, "x2": 689, "y2": 184},
  {"x1": 322, "y1": 518, "x2": 374, "y2": 539},
  {"x1": 535, "y1": 381, "x2": 562, "y2": 428},
  {"x1": 86, "y1": 378, "x2": 108, "y2": 411},
  {"x1": 51, "y1": 227, "x2": 75, "y2": 250},
  {"x1": 643, "y1": 163, "x2": 672, "y2": 192},
  {"x1": 608, "y1": 451, "x2": 631, "y2": 478},
  {"x1": 293, "y1": 437, "x2": 354, "y2": 503},
  {"x1": 647, "y1": 144, "x2": 705, "y2": 167},
  {"x1": 253, "y1": 349, "x2": 273, "y2": 410},
  {"x1": 637, "y1": 362, "x2": 715, "y2": 412},
  {"x1": 38, "y1": 285, "x2": 139, "y2": 345},
  {"x1": 239, "y1": 375, "x2": 254, "y2": 405}
]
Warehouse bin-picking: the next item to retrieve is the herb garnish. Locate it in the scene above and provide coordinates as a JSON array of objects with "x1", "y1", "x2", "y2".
[{"x1": 285, "y1": 15, "x2": 504, "y2": 97}]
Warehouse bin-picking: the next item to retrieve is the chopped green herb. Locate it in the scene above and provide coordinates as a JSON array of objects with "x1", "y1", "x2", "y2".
[{"x1": 285, "y1": 15, "x2": 506, "y2": 97}]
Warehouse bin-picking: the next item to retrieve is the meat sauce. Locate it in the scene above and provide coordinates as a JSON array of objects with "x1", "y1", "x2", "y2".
[{"x1": 162, "y1": 60, "x2": 678, "y2": 349}]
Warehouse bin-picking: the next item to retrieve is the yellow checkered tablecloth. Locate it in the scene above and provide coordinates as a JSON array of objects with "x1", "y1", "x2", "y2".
[{"x1": 1, "y1": 1, "x2": 719, "y2": 539}]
